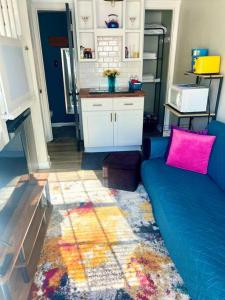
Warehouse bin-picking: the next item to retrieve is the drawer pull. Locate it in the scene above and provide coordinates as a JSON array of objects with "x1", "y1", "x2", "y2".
[
  {"x1": 124, "y1": 103, "x2": 134, "y2": 106},
  {"x1": 93, "y1": 104, "x2": 102, "y2": 107}
]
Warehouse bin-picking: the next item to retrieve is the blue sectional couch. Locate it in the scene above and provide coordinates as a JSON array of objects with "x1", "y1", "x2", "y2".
[{"x1": 141, "y1": 120, "x2": 225, "y2": 300}]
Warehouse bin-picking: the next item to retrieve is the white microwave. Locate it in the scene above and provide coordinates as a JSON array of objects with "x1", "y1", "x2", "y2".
[{"x1": 168, "y1": 84, "x2": 209, "y2": 113}]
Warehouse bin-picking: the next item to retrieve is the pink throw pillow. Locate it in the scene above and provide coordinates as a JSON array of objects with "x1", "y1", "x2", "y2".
[
  {"x1": 166, "y1": 129, "x2": 216, "y2": 174},
  {"x1": 165, "y1": 126, "x2": 208, "y2": 159}
]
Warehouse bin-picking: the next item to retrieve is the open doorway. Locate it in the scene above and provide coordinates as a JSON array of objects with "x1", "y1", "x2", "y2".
[
  {"x1": 142, "y1": 9, "x2": 173, "y2": 137},
  {"x1": 37, "y1": 11, "x2": 75, "y2": 140}
]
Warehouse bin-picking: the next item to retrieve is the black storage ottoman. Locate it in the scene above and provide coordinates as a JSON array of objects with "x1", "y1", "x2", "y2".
[{"x1": 103, "y1": 151, "x2": 141, "y2": 192}]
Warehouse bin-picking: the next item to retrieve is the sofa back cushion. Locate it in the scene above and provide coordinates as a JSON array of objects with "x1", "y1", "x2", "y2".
[{"x1": 208, "y1": 121, "x2": 225, "y2": 191}]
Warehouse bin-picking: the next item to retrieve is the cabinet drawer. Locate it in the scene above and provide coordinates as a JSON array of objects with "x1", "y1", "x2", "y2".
[
  {"x1": 81, "y1": 98, "x2": 113, "y2": 111},
  {"x1": 113, "y1": 97, "x2": 144, "y2": 110}
]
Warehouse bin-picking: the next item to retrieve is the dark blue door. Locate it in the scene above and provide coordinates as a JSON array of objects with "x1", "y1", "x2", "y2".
[{"x1": 38, "y1": 11, "x2": 74, "y2": 124}]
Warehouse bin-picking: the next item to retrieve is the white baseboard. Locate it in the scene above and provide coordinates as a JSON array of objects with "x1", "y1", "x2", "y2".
[
  {"x1": 52, "y1": 122, "x2": 75, "y2": 127},
  {"x1": 37, "y1": 161, "x2": 51, "y2": 170}
]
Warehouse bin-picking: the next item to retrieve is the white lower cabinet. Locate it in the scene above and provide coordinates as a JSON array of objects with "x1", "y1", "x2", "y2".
[
  {"x1": 114, "y1": 110, "x2": 143, "y2": 146},
  {"x1": 81, "y1": 97, "x2": 144, "y2": 152},
  {"x1": 83, "y1": 111, "x2": 114, "y2": 147}
]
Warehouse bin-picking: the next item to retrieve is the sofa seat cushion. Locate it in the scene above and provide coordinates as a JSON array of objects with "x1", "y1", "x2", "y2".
[{"x1": 141, "y1": 159, "x2": 225, "y2": 300}]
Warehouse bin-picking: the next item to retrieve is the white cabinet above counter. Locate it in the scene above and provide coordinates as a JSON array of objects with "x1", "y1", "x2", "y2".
[
  {"x1": 80, "y1": 89, "x2": 144, "y2": 152},
  {"x1": 75, "y1": 0, "x2": 144, "y2": 62}
]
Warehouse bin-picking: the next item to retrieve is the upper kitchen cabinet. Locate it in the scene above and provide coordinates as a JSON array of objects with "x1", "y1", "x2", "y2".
[
  {"x1": 96, "y1": 0, "x2": 124, "y2": 29},
  {"x1": 75, "y1": 0, "x2": 144, "y2": 62},
  {"x1": 76, "y1": 0, "x2": 95, "y2": 30},
  {"x1": 0, "y1": 37, "x2": 33, "y2": 119},
  {"x1": 125, "y1": 0, "x2": 142, "y2": 30},
  {"x1": 75, "y1": 0, "x2": 96, "y2": 61},
  {"x1": 124, "y1": 32, "x2": 142, "y2": 61},
  {"x1": 123, "y1": 0, "x2": 144, "y2": 61},
  {"x1": 0, "y1": 2, "x2": 34, "y2": 120}
]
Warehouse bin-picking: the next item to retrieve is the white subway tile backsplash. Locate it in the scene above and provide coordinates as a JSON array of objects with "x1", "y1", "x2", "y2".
[
  {"x1": 102, "y1": 37, "x2": 112, "y2": 41},
  {"x1": 113, "y1": 46, "x2": 119, "y2": 51},
  {"x1": 99, "y1": 52, "x2": 108, "y2": 57},
  {"x1": 108, "y1": 51, "x2": 117, "y2": 57},
  {"x1": 98, "y1": 41, "x2": 108, "y2": 46},
  {"x1": 108, "y1": 63, "x2": 115, "y2": 68},
  {"x1": 80, "y1": 74, "x2": 87, "y2": 79},
  {"x1": 78, "y1": 35, "x2": 141, "y2": 88},
  {"x1": 113, "y1": 57, "x2": 120, "y2": 62},
  {"x1": 108, "y1": 41, "x2": 118, "y2": 46},
  {"x1": 101, "y1": 63, "x2": 109, "y2": 68},
  {"x1": 104, "y1": 57, "x2": 113, "y2": 62},
  {"x1": 104, "y1": 46, "x2": 112, "y2": 51}
]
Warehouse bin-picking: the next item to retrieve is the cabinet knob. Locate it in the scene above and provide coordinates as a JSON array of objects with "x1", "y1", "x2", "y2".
[
  {"x1": 124, "y1": 103, "x2": 134, "y2": 106},
  {"x1": 93, "y1": 104, "x2": 102, "y2": 107}
]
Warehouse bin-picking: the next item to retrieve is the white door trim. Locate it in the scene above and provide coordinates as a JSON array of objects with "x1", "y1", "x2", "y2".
[
  {"x1": 29, "y1": 1, "x2": 74, "y2": 142},
  {"x1": 144, "y1": 0, "x2": 181, "y2": 133}
]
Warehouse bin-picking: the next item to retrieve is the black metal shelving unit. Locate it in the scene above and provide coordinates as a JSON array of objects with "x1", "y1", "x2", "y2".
[
  {"x1": 165, "y1": 72, "x2": 224, "y2": 130},
  {"x1": 143, "y1": 26, "x2": 166, "y2": 133},
  {"x1": 184, "y1": 71, "x2": 224, "y2": 120}
]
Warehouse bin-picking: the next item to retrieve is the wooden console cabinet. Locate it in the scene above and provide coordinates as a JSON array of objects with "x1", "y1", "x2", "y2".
[{"x1": 0, "y1": 174, "x2": 52, "y2": 300}]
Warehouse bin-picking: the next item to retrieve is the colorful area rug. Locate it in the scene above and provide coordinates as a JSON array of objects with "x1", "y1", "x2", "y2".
[{"x1": 31, "y1": 177, "x2": 190, "y2": 300}]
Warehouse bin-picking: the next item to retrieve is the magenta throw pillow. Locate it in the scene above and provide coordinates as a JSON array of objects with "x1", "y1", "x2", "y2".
[
  {"x1": 166, "y1": 129, "x2": 216, "y2": 174},
  {"x1": 165, "y1": 125, "x2": 208, "y2": 159}
]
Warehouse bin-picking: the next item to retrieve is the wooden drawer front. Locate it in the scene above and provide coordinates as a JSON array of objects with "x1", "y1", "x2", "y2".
[
  {"x1": 81, "y1": 98, "x2": 113, "y2": 111},
  {"x1": 113, "y1": 97, "x2": 144, "y2": 110}
]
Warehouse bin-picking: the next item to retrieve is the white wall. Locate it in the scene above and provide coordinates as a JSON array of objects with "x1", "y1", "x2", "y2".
[
  {"x1": 18, "y1": 0, "x2": 50, "y2": 169},
  {"x1": 174, "y1": 0, "x2": 225, "y2": 122}
]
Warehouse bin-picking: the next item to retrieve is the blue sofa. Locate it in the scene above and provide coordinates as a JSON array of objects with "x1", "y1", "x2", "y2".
[{"x1": 141, "y1": 120, "x2": 225, "y2": 300}]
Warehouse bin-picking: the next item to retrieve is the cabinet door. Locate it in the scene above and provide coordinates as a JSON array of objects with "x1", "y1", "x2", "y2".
[
  {"x1": 114, "y1": 110, "x2": 143, "y2": 146},
  {"x1": 83, "y1": 111, "x2": 114, "y2": 148},
  {"x1": 0, "y1": 37, "x2": 33, "y2": 119}
]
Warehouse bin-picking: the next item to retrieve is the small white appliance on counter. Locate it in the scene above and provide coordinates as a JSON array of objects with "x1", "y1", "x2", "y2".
[{"x1": 168, "y1": 84, "x2": 209, "y2": 113}]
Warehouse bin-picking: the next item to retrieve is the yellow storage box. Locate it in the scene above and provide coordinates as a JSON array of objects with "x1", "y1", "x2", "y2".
[{"x1": 194, "y1": 56, "x2": 221, "y2": 74}]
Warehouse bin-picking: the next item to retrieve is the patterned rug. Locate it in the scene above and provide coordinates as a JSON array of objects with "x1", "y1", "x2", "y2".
[{"x1": 31, "y1": 176, "x2": 190, "y2": 300}]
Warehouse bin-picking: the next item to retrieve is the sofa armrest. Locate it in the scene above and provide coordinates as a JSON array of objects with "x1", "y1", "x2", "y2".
[{"x1": 143, "y1": 136, "x2": 170, "y2": 160}]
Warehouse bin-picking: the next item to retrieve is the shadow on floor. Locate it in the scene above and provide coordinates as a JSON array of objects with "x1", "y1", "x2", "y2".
[{"x1": 52, "y1": 126, "x2": 76, "y2": 140}]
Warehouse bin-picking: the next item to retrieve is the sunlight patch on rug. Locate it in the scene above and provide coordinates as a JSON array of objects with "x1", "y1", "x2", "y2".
[{"x1": 31, "y1": 180, "x2": 190, "y2": 300}]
